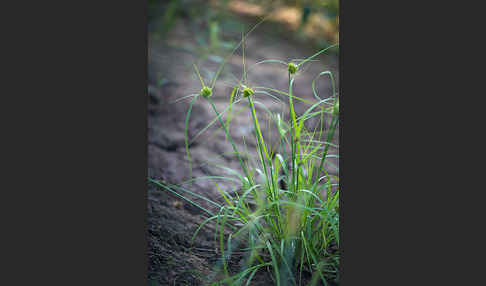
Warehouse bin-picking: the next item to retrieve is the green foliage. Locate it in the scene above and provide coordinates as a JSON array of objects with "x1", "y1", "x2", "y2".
[
  {"x1": 150, "y1": 20, "x2": 340, "y2": 285},
  {"x1": 333, "y1": 98, "x2": 339, "y2": 115},
  {"x1": 155, "y1": 0, "x2": 180, "y2": 38}
]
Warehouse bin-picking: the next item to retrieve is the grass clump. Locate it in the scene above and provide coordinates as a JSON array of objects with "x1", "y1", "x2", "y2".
[{"x1": 150, "y1": 21, "x2": 339, "y2": 286}]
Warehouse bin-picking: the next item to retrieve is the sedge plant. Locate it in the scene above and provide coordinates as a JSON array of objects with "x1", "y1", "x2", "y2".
[{"x1": 150, "y1": 20, "x2": 340, "y2": 286}]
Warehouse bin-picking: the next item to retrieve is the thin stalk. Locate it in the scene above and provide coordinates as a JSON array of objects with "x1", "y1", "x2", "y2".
[
  {"x1": 207, "y1": 98, "x2": 253, "y2": 185},
  {"x1": 185, "y1": 95, "x2": 199, "y2": 181},
  {"x1": 316, "y1": 112, "x2": 338, "y2": 181}
]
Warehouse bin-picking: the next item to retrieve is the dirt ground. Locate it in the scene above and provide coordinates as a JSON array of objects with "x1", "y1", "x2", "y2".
[{"x1": 148, "y1": 8, "x2": 339, "y2": 285}]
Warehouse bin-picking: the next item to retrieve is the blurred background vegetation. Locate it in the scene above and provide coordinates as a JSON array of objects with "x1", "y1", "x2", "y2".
[
  {"x1": 148, "y1": 0, "x2": 339, "y2": 52},
  {"x1": 148, "y1": 0, "x2": 339, "y2": 89}
]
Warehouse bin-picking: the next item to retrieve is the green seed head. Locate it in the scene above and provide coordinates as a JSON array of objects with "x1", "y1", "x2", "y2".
[
  {"x1": 288, "y1": 62, "x2": 298, "y2": 74},
  {"x1": 200, "y1": 86, "x2": 212, "y2": 98},
  {"x1": 242, "y1": 86, "x2": 254, "y2": 97}
]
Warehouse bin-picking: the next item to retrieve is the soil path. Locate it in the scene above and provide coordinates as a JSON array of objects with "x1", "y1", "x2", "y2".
[{"x1": 148, "y1": 12, "x2": 339, "y2": 285}]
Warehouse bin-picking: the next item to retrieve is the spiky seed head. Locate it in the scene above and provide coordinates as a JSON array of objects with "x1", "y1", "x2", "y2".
[
  {"x1": 242, "y1": 86, "x2": 254, "y2": 97},
  {"x1": 288, "y1": 62, "x2": 298, "y2": 74},
  {"x1": 200, "y1": 86, "x2": 212, "y2": 98}
]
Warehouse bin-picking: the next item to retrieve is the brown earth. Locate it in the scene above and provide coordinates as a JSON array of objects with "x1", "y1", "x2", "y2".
[{"x1": 148, "y1": 8, "x2": 339, "y2": 286}]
